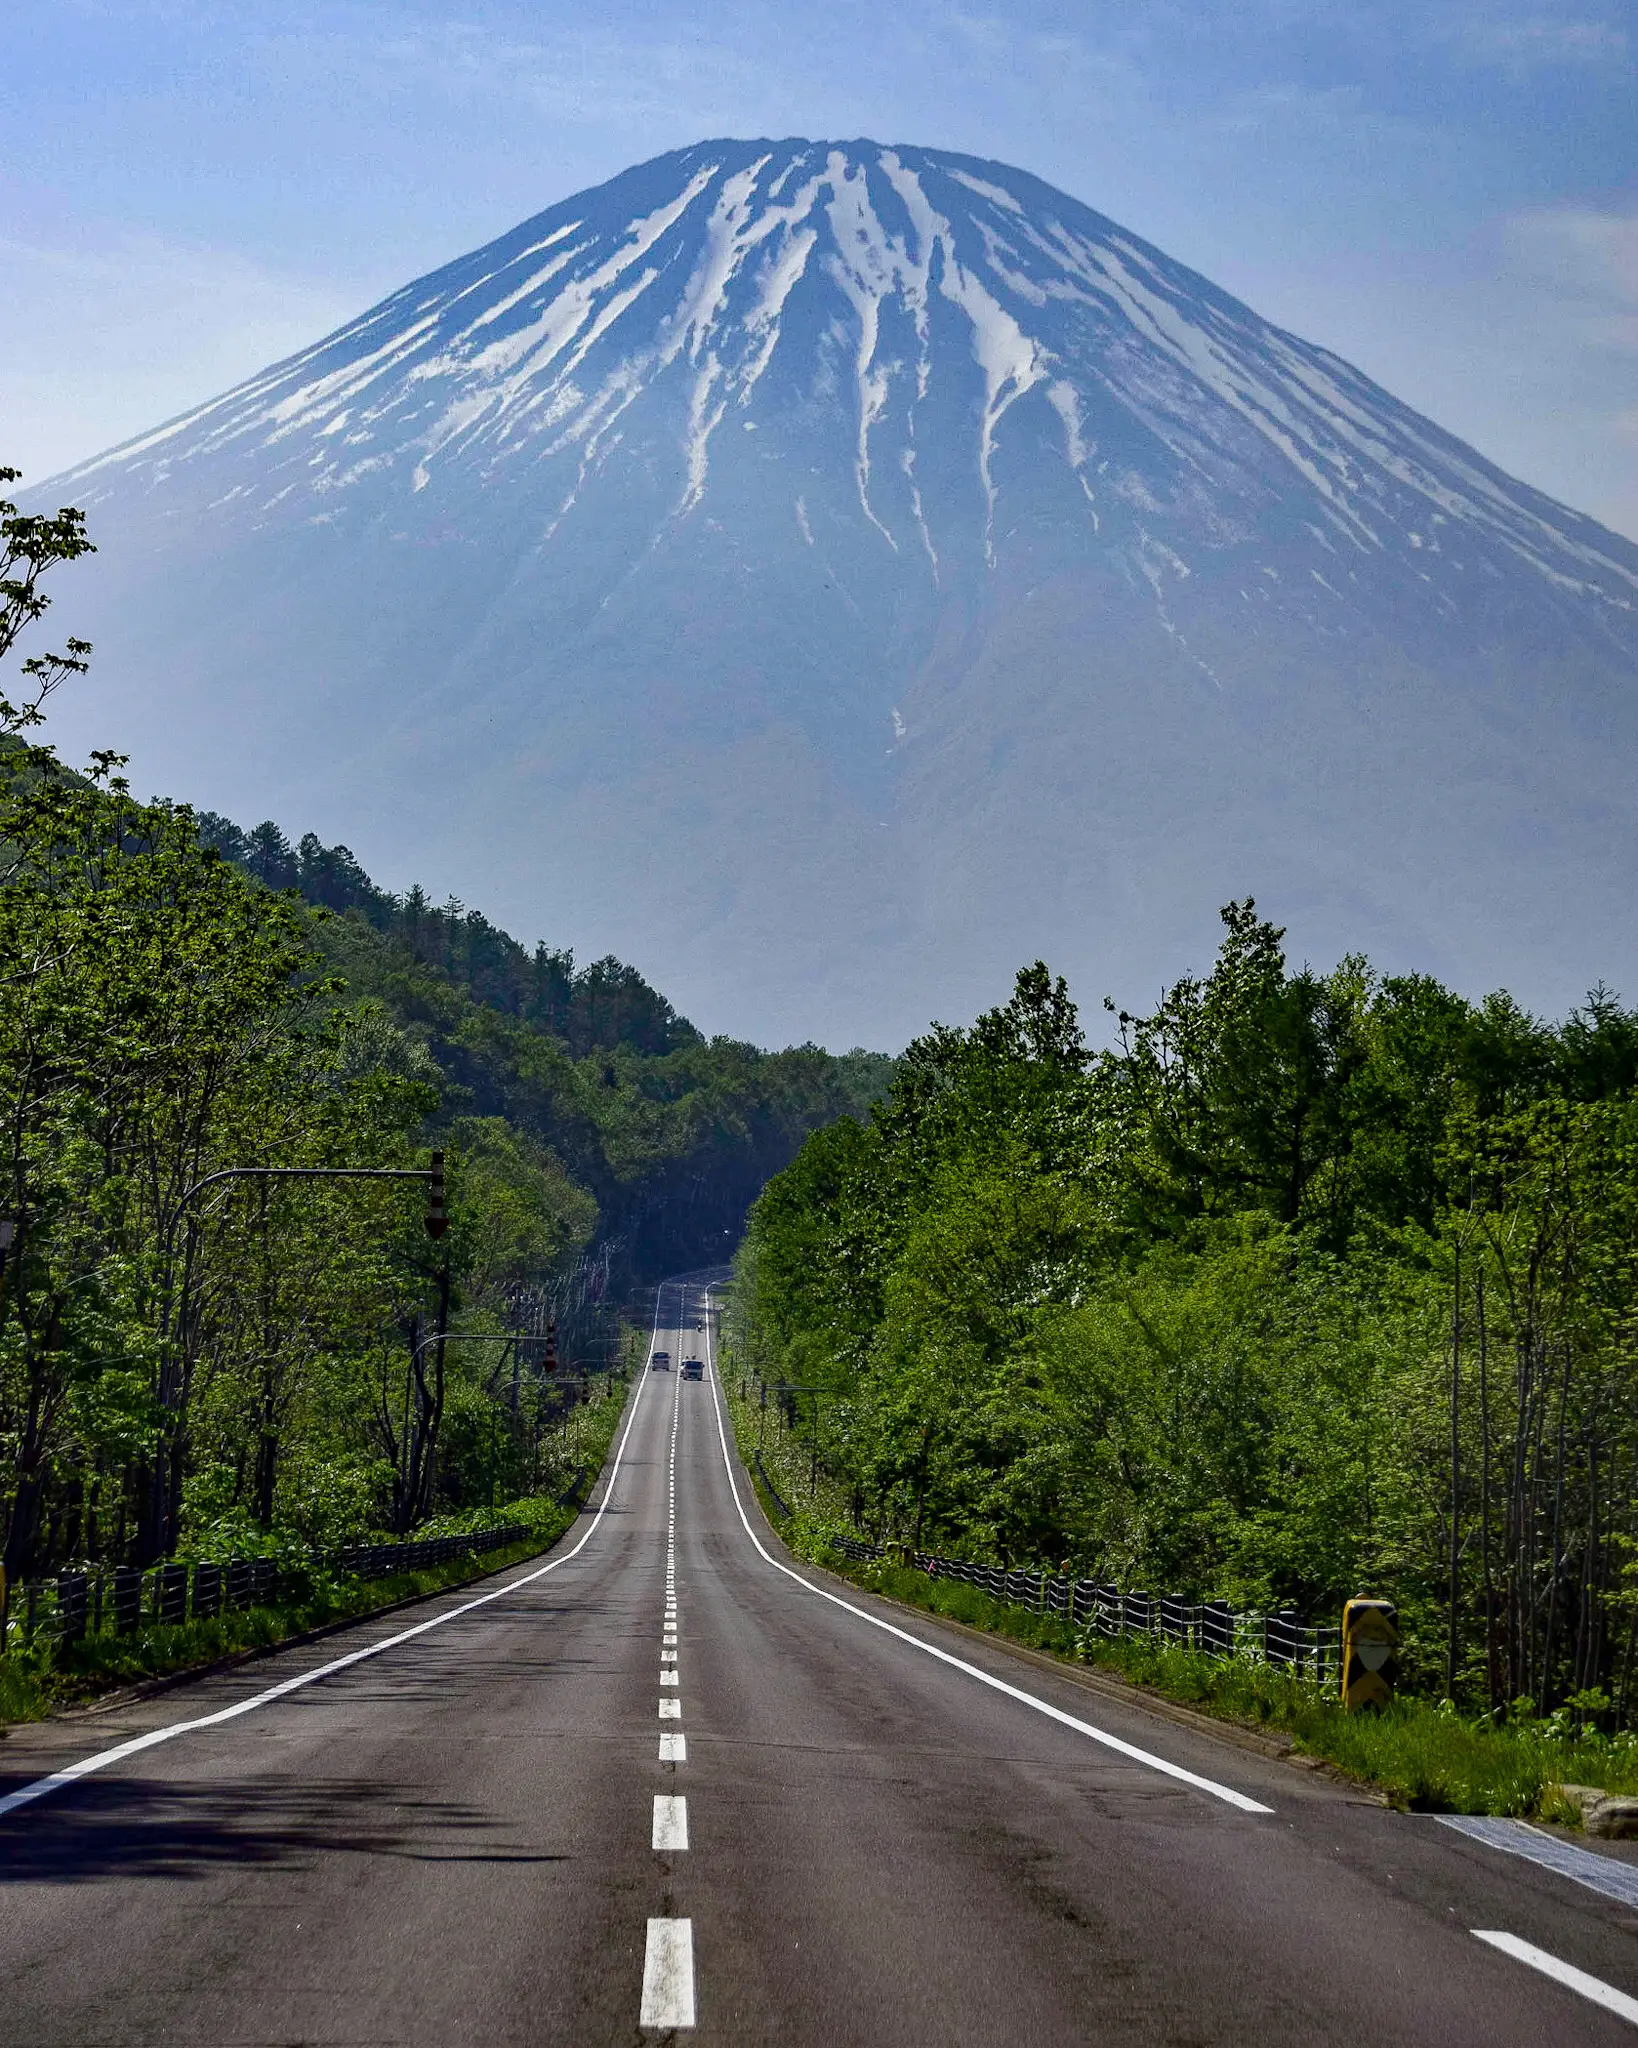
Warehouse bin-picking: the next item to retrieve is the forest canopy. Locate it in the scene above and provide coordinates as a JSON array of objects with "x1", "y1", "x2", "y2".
[{"x1": 732, "y1": 911, "x2": 1638, "y2": 1718}]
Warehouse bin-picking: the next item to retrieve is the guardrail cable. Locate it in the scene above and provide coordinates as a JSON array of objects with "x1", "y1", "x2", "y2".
[
  {"x1": 829, "y1": 1534, "x2": 1341, "y2": 1685},
  {"x1": 0, "y1": 1524, "x2": 532, "y2": 1655}
]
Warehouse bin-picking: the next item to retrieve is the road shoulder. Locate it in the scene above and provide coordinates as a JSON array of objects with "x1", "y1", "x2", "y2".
[{"x1": 718, "y1": 1412, "x2": 1371, "y2": 1804}]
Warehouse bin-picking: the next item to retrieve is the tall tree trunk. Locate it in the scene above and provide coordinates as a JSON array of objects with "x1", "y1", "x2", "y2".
[
  {"x1": 1448, "y1": 1245, "x2": 1461, "y2": 1699},
  {"x1": 1541, "y1": 1344, "x2": 1572, "y2": 1708},
  {"x1": 1477, "y1": 1274, "x2": 1500, "y2": 1707}
]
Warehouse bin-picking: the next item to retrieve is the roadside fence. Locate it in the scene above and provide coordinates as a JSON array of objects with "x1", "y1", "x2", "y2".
[
  {"x1": 0, "y1": 1524, "x2": 529, "y2": 1659},
  {"x1": 754, "y1": 1451, "x2": 793, "y2": 1521},
  {"x1": 828, "y1": 1533, "x2": 1341, "y2": 1688}
]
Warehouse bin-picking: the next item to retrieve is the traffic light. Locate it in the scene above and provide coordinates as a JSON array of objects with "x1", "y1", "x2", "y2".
[
  {"x1": 424, "y1": 1151, "x2": 448, "y2": 1239},
  {"x1": 543, "y1": 1320, "x2": 558, "y2": 1374}
]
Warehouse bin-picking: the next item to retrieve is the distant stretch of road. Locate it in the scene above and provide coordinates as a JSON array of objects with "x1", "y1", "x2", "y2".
[{"x1": 4, "y1": 1274, "x2": 1638, "y2": 2043}]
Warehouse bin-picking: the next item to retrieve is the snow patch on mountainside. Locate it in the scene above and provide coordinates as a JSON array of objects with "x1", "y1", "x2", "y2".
[
  {"x1": 58, "y1": 137, "x2": 1638, "y2": 622},
  {"x1": 30, "y1": 136, "x2": 1638, "y2": 1053}
]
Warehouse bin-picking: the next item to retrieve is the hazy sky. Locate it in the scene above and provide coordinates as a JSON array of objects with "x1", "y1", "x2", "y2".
[{"x1": 5, "y1": 0, "x2": 1637, "y2": 538}]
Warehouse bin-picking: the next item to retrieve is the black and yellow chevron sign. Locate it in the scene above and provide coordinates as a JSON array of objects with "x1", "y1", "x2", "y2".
[{"x1": 1342, "y1": 1598, "x2": 1399, "y2": 1711}]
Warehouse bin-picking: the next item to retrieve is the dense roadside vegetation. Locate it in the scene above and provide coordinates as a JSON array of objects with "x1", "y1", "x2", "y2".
[
  {"x1": 0, "y1": 467, "x2": 889, "y2": 1598},
  {"x1": 730, "y1": 912, "x2": 1638, "y2": 1737}
]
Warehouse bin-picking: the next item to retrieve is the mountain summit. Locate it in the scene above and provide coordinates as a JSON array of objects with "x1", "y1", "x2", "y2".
[{"x1": 46, "y1": 140, "x2": 1638, "y2": 1043}]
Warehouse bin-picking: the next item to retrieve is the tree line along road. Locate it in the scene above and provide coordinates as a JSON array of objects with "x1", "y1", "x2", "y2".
[{"x1": 3, "y1": 1275, "x2": 1638, "y2": 2043}]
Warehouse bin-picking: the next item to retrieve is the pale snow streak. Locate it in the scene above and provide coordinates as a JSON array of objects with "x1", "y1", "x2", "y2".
[
  {"x1": 902, "y1": 445, "x2": 939, "y2": 577},
  {"x1": 823, "y1": 152, "x2": 908, "y2": 550},
  {"x1": 56, "y1": 300, "x2": 438, "y2": 482},
  {"x1": 1027, "y1": 216, "x2": 1380, "y2": 547},
  {"x1": 828, "y1": 146, "x2": 1040, "y2": 563},
  {"x1": 937, "y1": 254, "x2": 1045, "y2": 561},
  {"x1": 879, "y1": 150, "x2": 1046, "y2": 563},
  {"x1": 410, "y1": 170, "x2": 717, "y2": 481},
  {"x1": 641, "y1": 156, "x2": 826, "y2": 512},
  {"x1": 946, "y1": 167, "x2": 1025, "y2": 215},
  {"x1": 439, "y1": 175, "x2": 706, "y2": 383},
  {"x1": 669, "y1": 162, "x2": 773, "y2": 511},
  {"x1": 1046, "y1": 381, "x2": 1099, "y2": 524},
  {"x1": 464, "y1": 223, "x2": 585, "y2": 330},
  {"x1": 993, "y1": 203, "x2": 1635, "y2": 594}
]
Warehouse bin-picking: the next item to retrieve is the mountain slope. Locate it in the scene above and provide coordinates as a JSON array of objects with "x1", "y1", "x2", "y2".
[
  {"x1": 41, "y1": 139, "x2": 1638, "y2": 1043},
  {"x1": 193, "y1": 805, "x2": 895, "y2": 1277}
]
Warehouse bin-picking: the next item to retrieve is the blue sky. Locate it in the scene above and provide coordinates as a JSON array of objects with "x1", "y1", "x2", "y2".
[{"x1": 5, "y1": 0, "x2": 1636, "y2": 537}]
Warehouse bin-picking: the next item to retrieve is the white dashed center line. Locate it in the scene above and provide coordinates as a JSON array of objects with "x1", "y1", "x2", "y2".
[
  {"x1": 643, "y1": 1310, "x2": 696, "y2": 2030},
  {"x1": 641, "y1": 1918, "x2": 696, "y2": 2029},
  {"x1": 653, "y1": 1795, "x2": 690, "y2": 1851}
]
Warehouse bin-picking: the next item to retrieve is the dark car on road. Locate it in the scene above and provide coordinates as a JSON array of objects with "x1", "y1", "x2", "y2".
[
  {"x1": 681, "y1": 1359, "x2": 703, "y2": 1380},
  {"x1": 651, "y1": 1350, "x2": 671, "y2": 1371}
]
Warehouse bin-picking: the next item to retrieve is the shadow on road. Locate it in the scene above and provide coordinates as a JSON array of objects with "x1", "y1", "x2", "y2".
[{"x1": 0, "y1": 1774, "x2": 570, "y2": 1886}]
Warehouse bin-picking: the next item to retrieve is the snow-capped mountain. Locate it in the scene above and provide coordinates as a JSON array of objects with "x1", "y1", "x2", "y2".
[{"x1": 41, "y1": 140, "x2": 1638, "y2": 1044}]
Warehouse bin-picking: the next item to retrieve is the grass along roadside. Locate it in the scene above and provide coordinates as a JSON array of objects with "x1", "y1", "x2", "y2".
[
  {"x1": 716, "y1": 1372, "x2": 1638, "y2": 1822},
  {"x1": 0, "y1": 1377, "x2": 632, "y2": 1730},
  {"x1": 0, "y1": 1522, "x2": 563, "y2": 1730},
  {"x1": 721, "y1": 1370, "x2": 854, "y2": 1531},
  {"x1": 808, "y1": 1544, "x2": 1638, "y2": 1821}
]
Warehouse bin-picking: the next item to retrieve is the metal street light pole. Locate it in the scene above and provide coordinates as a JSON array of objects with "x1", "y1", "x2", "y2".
[{"x1": 148, "y1": 1154, "x2": 449, "y2": 1560}]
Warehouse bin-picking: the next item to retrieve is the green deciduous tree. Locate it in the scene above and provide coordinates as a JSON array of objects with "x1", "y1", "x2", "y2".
[{"x1": 734, "y1": 905, "x2": 1638, "y2": 1720}]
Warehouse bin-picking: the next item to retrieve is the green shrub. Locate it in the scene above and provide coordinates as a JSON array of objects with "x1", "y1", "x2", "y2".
[{"x1": 0, "y1": 1654, "x2": 48, "y2": 1723}]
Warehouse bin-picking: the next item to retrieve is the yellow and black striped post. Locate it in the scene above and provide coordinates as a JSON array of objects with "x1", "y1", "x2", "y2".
[{"x1": 1342, "y1": 1597, "x2": 1399, "y2": 1711}]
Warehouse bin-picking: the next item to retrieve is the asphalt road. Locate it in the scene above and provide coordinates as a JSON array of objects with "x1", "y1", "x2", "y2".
[{"x1": 4, "y1": 1273, "x2": 1638, "y2": 2043}]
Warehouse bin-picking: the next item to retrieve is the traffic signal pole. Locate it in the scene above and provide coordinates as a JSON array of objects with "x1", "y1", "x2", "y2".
[{"x1": 146, "y1": 1153, "x2": 450, "y2": 1560}]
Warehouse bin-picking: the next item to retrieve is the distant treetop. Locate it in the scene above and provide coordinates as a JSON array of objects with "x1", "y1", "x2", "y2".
[{"x1": 196, "y1": 809, "x2": 700, "y2": 1060}]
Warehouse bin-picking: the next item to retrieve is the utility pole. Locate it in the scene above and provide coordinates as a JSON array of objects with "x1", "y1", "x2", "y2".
[
  {"x1": 425, "y1": 1152, "x2": 450, "y2": 1525},
  {"x1": 1448, "y1": 1239, "x2": 1462, "y2": 1701},
  {"x1": 509, "y1": 1287, "x2": 523, "y2": 1418}
]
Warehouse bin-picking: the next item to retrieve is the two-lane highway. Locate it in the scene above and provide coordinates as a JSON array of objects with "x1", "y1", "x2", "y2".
[{"x1": 4, "y1": 1275, "x2": 1638, "y2": 2042}]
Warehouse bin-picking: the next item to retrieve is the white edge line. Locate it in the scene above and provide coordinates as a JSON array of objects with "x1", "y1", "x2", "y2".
[
  {"x1": 1473, "y1": 1931, "x2": 1638, "y2": 2026},
  {"x1": 700, "y1": 1289, "x2": 1273, "y2": 1816},
  {"x1": 0, "y1": 1281, "x2": 677, "y2": 1824}
]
